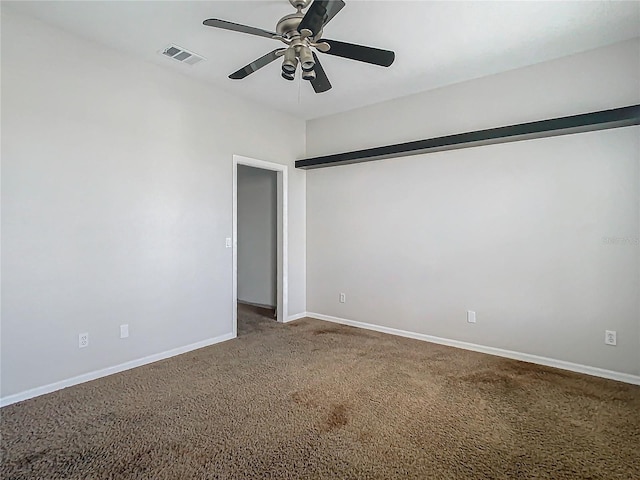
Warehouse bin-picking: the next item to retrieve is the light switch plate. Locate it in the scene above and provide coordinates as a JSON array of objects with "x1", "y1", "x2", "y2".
[{"x1": 467, "y1": 311, "x2": 476, "y2": 323}]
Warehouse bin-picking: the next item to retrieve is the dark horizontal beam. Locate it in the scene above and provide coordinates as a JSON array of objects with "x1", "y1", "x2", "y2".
[{"x1": 296, "y1": 104, "x2": 640, "y2": 169}]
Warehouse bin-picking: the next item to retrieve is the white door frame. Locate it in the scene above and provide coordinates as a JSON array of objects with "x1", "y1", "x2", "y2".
[{"x1": 232, "y1": 154, "x2": 288, "y2": 337}]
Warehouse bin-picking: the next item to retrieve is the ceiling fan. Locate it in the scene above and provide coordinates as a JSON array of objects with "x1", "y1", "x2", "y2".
[{"x1": 203, "y1": 0, "x2": 395, "y2": 93}]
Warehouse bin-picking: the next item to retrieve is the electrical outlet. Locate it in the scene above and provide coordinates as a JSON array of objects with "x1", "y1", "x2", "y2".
[
  {"x1": 339, "y1": 293, "x2": 346, "y2": 303},
  {"x1": 79, "y1": 332, "x2": 89, "y2": 348},
  {"x1": 120, "y1": 324, "x2": 129, "y2": 339},
  {"x1": 605, "y1": 330, "x2": 617, "y2": 346},
  {"x1": 225, "y1": 237, "x2": 232, "y2": 248},
  {"x1": 467, "y1": 311, "x2": 476, "y2": 323}
]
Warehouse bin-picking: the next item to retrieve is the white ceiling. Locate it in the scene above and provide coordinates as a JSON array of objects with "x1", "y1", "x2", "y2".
[{"x1": 5, "y1": 1, "x2": 640, "y2": 120}]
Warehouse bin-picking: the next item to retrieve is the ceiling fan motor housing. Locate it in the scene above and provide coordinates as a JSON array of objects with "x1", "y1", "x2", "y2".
[
  {"x1": 276, "y1": 12, "x2": 322, "y2": 40},
  {"x1": 276, "y1": 13, "x2": 304, "y2": 38}
]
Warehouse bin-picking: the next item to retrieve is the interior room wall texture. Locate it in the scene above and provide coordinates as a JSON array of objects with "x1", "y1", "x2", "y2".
[
  {"x1": 0, "y1": 10, "x2": 306, "y2": 400},
  {"x1": 305, "y1": 39, "x2": 640, "y2": 377}
]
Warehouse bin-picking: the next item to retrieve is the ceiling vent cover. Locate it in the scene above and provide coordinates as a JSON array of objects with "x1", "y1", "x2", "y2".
[{"x1": 160, "y1": 44, "x2": 205, "y2": 65}]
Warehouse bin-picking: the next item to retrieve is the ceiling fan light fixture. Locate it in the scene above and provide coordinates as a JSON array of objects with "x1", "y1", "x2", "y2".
[
  {"x1": 302, "y1": 69, "x2": 316, "y2": 81},
  {"x1": 282, "y1": 47, "x2": 298, "y2": 74},
  {"x1": 299, "y1": 45, "x2": 315, "y2": 71},
  {"x1": 282, "y1": 59, "x2": 298, "y2": 74},
  {"x1": 281, "y1": 70, "x2": 295, "y2": 81}
]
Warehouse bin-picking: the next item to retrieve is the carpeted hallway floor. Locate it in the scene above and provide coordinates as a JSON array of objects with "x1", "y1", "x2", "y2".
[{"x1": 2, "y1": 306, "x2": 639, "y2": 479}]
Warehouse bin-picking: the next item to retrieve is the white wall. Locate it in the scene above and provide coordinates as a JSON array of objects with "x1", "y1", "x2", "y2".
[
  {"x1": 237, "y1": 166, "x2": 277, "y2": 307},
  {"x1": 306, "y1": 39, "x2": 640, "y2": 376},
  {"x1": 0, "y1": 10, "x2": 306, "y2": 399}
]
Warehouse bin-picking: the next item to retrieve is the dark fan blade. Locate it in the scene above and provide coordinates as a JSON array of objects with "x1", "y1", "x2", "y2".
[
  {"x1": 310, "y1": 52, "x2": 332, "y2": 93},
  {"x1": 298, "y1": 0, "x2": 345, "y2": 37},
  {"x1": 229, "y1": 49, "x2": 285, "y2": 79},
  {"x1": 322, "y1": 39, "x2": 395, "y2": 67},
  {"x1": 203, "y1": 18, "x2": 280, "y2": 39}
]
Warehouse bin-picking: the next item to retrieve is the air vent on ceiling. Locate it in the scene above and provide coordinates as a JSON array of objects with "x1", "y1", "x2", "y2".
[{"x1": 160, "y1": 44, "x2": 205, "y2": 65}]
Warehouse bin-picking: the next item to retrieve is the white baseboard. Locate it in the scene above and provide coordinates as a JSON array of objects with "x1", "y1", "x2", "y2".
[
  {"x1": 237, "y1": 299, "x2": 276, "y2": 310},
  {"x1": 307, "y1": 312, "x2": 640, "y2": 386},
  {"x1": 0, "y1": 332, "x2": 236, "y2": 408},
  {"x1": 285, "y1": 312, "x2": 308, "y2": 323},
  {"x1": 5, "y1": 314, "x2": 636, "y2": 407}
]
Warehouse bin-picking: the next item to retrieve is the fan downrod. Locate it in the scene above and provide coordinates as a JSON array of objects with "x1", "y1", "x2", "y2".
[{"x1": 289, "y1": 0, "x2": 312, "y2": 9}]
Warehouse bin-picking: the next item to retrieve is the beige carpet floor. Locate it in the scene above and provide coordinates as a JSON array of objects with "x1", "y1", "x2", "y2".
[{"x1": 2, "y1": 305, "x2": 639, "y2": 479}]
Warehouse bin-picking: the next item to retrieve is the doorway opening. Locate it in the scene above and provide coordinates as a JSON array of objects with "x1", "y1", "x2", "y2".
[{"x1": 232, "y1": 155, "x2": 288, "y2": 338}]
